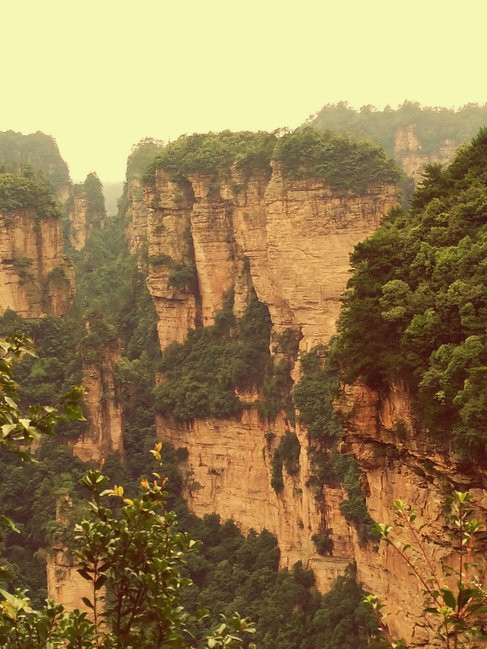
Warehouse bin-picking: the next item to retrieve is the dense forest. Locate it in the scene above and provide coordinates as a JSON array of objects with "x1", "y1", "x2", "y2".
[
  {"x1": 307, "y1": 101, "x2": 487, "y2": 157},
  {"x1": 333, "y1": 129, "x2": 487, "y2": 458}
]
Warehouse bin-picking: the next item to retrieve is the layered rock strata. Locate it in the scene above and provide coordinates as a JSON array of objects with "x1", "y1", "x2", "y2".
[
  {"x1": 140, "y1": 163, "x2": 399, "y2": 588},
  {"x1": 339, "y1": 382, "x2": 487, "y2": 646},
  {"x1": 72, "y1": 346, "x2": 124, "y2": 464},
  {"x1": 0, "y1": 208, "x2": 74, "y2": 316},
  {"x1": 142, "y1": 163, "x2": 399, "y2": 351}
]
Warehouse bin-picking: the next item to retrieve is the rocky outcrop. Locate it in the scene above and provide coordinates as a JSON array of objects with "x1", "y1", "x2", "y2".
[
  {"x1": 142, "y1": 163, "x2": 399, "y2": 352},
  {"x1": 158, "y1": 410, "x2": 352, "y2": 592},
  {"x1": 72, "y1": 346, "x2": 124, "y2": 464},
  {"x1": 0, "y1": 208, "x2": 74, "y2": 317},
  {"x1": 337, "y1": 382, "x2": 487, "y2": 646},
  {"x1": 68, "y1": 174, "x2": 106, "y2": 251},
  {"x1": 394, "y1": 125, "x2": 457, "y2": 182},
  {"x1": 143, "y1": 165, "x2": 399, "y2": 588}
]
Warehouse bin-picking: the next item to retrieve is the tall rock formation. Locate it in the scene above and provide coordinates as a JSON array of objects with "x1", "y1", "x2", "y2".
[
  {"x1": 393, "y1": 125, "x2": 457, "y2": 181},
  {"x1": 0, "y1": 171, "x2": 74, "y2": 317},
  {"x1": 71, "y1": 344, "x2": 124, "y2": 464},
  {"x1": 125, "y1": 131, "x2": 400, "y2": 592},
  {"x1": 68, "y1": 173, "x2": 107, "y2": 251},
  {"x1": 0, "y1": 130, "x2": 71, "y2": 203},
  {"x1": 124, "y1": 129, "x2": 487, "y2": 646}
]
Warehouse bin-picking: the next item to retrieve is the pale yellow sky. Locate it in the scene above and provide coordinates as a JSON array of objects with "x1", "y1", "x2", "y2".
[{"x1": 2, "y1": 0, "x2": 486, "y2": 182}]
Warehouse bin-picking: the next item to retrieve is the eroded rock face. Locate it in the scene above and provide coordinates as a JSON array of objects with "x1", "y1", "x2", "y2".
[
  {"x1": 138, "y1": 164, "x2": 399, "y2": 353},
  {"x1": 394, "y1": 125, "x2": 457, "y2": 182},
  {"x1": 126, "y1": 163, "x2": 487, "y2": 646},
  {"x1": 68, "y1": 178, "x2": 107, "y2": 251},
  {"x1": 338, "y1": 382, "x2": 487, "y2": 646},
  {"x1": 71, "y1": 346, "x2": 124, "y2": 464},
  {"x1": 158, "y1": 411, "x2": 352, "y2": 592},
  {"x1": 46, "y1": 496, "x2": 96, "y2": 616},
  {"x1": 142, "y1": 167, "x2": 399, "y2": 590},
  {"x1": 0, "y1": 208, "x2": 74, "y2": 317}
]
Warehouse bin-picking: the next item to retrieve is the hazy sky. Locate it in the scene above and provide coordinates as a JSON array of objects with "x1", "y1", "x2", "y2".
[{"x1": 2, "y1": 0, "x2": 487, "y2": 182}]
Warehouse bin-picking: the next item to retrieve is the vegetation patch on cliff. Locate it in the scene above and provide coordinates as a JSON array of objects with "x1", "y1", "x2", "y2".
[
  {"x1": 145, "y1": 130, "x2": 275, "y2": 184},
  {"x1": 0, "y1": 168, "x2": 60, "y2": 218},
  {"x1": 154, "y1": 294, "x2": 272, "y2": 420},
  {"x1": 334, "y1": 129, "x2": 487, "y2": 457},
  {"x1": 143, "y1": 128, "x2": 400, "y2": 194},
  {"x1": 274, "y1": 127, "x2": 400, "y2": 191}
]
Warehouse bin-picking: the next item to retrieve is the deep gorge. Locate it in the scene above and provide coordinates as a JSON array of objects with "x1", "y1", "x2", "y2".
[{"x1": 0, "y1": 112, "x2": 485, "y2": 648}]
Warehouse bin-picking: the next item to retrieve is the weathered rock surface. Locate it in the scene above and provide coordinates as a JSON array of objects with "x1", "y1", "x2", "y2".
[
  {"x1": 72, "y1": 346, "x2": 124, "y2": 464},
  {"x1": 394, "y1": 125, "x2": 457, "y2": 182},
  {"x1": 46, "y1": 497, "x2": 97, "y2": 616},
  {"x1": 338, "y1": 382, "x2": 487, "y2": 646},
  {"x1": 0, "y1": 208, "x2": 74, "y2": 317},
  {"x1": 142, "y1": 166, "x2": 399, "y2": 591},
  {"x1": 158, "y1": 410, "x2": 352, "y2": 592},
  {"x1": 141, "y1": 164, "x2": 399, "y2": 353}
]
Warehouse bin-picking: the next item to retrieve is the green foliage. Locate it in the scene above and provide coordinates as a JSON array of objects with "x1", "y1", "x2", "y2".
[
  {"x1": 168, "y1": 262, "x2": 197, "y2": 291},
  {"x1": 0, "y1": 333, "x2": 83, "y2": 459},
  {"x1": 154, "y1": 295, "x2": 272, "y2": 420},
  {"x1": 307, "y1": 101, "x2": 487, "y2": 158},
  {"x1": 0, "y1": 449, "x2": 256, "y2": 649},
  {"x1": 0, "y1": 168, "x2": 60, "y2": 218},
  {"x1": 146, "y1": 131, "x2": 275, "y2": 184},
  {"x1": 311, "y1": 529, "x2": 334, "y2": 556},
  {"x1": 257, "y1": 359, "x2": 295, "y2": 422},
  {"x1": 334, "y1": 130, "x2": 487, "y2": 456},
  {"x1": 308, "y1": 449, "x2": 378, "y2": 543},
  {"x1": 274, "y1": 127, "x2": 401, "y2": 192},
  {"x1": 0, "y1": 334, "x2": 84, "y2": 601},
  {"x1": 293, "y1": 347, "x2": 341, "y2": 444},
  {"x1": 0, "y1": 130, "x2": 70, "y2": 192},
  {"x1": 270, "y1": 432, "x2": 300, "y2": 493},
  {"x1": 75, "y1": 172, "x2": 106, "y2": 223},
  {"x1": 278, "y1": 431, "x2": 300, "y2": 475},
  {"x1": 183, "y1": 515, "x2": 383, "y2": 649},
  {"x1": 270, "y1": 449, "x2": 284, "y2": 493},
  {"x1": 144, "y1": 128, "x2": 399, "y2": 194},
  {"x1": 126, "y1": 138, "x2": 164, "y2": 181}
]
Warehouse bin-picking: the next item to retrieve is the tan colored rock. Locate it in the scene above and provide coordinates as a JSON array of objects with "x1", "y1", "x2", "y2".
[
  {"x1": 47, "y1": 548, "x2": 95, "y2": 615},
  {"x1": 0, "y1": 208, "x2": 74, "y2": 317},
  {"x1": 46, "y1": 496, "x2": 96, "y2": 616},
  {"x1": 72, "y1": 346, "x2": 124, "y2": 464},
  {"x1": 68, "y1": 183, "x2": 106, "y2": 251},
  {"x1": 338, "y1": 382, "x2": 487, "y2": 646},
  {"x1": 139, "y1": 164, "x2": 399, "y2": 352},
  {"x1": 394, "y1": 125, "x2": 459, "y2": 183},
  {"x1": 126, "y1": 177, "x2": 149, "y2": 254},
  {"x1": 158, "y1": 410, "x2": 353, "y2": 591}
]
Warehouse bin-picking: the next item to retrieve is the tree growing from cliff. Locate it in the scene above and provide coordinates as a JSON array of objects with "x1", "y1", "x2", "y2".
[{"x1": 365, "y1": 492, "x2": 487, "y2": 649}]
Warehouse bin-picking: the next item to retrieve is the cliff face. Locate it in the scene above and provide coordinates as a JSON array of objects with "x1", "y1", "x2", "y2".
[
  {"x1": 394, "y1": 125, "x2": 457, "y2": 181},
  {"x1": 338, "y1": 383, "x2": 487, "y2": 646},
  {"x1": 72, "y1": 346, "x2": 124, "y2": 464},
  {"x1": 46, "y1": 496, "x2": 96, "y2": 616},
  {"x1": 68, "y1": 173, "x2": 107, "y2": 251},
  {"x1": 142, "y1": 163, "x2": 398, "y2": 352},
  {"x1": 0, "y1": 208, "x2": 74, "y2": 317},
  {"x1": 130, "y1": 158, "x2": 487, "y2": 646},
  {"x1": 128, "y1": 163, "x2": 399, "y2": 590}
]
